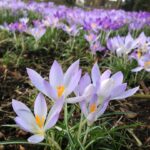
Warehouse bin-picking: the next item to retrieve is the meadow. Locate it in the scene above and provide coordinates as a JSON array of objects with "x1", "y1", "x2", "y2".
[{"x1": 0, "y1": 0, "x2": 150, "y2": 149}]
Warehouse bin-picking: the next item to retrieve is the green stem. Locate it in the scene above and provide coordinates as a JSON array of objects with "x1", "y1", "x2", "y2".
[
  {"x1": 77, "y1": 113, "x2": 83, "y2": 140},
  {"x1": 83, "y1": 126, "x2": 90, "y2": 146},
  {"x1": 64, "y1": 103, "x2": 75, "y2": 148},
  {"x1": 46, "y1": 136, "x2": 61, "y2": 150}
]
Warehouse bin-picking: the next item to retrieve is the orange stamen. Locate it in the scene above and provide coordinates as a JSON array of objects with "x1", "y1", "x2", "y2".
[
  {"x1": 35, "y1": 115, "x2": 45, "y2": 128},
  {"x1": 90, "y1": 103, "x2": 96, "y2": 113},
  {"x1": 144, "y1": 61, "x2": 150, "y2": 68},
  {"x1": 57, "y1": 86, "x2": 65, "y2": 98}
]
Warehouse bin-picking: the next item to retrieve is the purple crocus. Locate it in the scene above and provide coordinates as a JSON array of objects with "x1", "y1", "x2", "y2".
[
  {"x1": 77, "y1": 63, "x2": 139, "y2": 125},
  {"x1": 12, "y1": 93, "x2": 63, "y2": 143},
  {"x1": 90, "y1": 41, "x2": 105, "y2": 54},
  {"x1": 27, "y1": 60, "x2": 86, "y2": 103}
]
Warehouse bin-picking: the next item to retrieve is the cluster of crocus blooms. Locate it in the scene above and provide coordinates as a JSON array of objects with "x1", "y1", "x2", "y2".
[
  {"x1": 107, "y1": 32, "x2": 150, "y2": 72},
  {"x1": 12, "y1": 60, "x2": 139, "y2": 143},
  {"x1": 0, "y1": 0, "x2": 150, "y2": 55}
]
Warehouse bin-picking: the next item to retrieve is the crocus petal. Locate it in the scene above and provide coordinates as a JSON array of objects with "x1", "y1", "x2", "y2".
[
  {"x1": 66, "y1": 96, "x2": 85, "y2": 103},
  {"x1": 83, "y1": 84, "x2": 95, "y2": 99},
  {"x1": 64, "y1": 60, "x2": 79, "y2": 87},
  {"x1": 111, "y1": 71, "x2": 123, "y2": 87},
  {"x1": 113, "y1": 87, "x2": 139, "y2": 100},
  {"x1": 78, "y1": 73, "x2": 91, "y2": 95},
  {"x1": 91, "y1": 63, "x2": 100, "y2": 85},
  {"x1": 27, "y1": 68, "x2": 52, "y2": 99},
  {"x1": 28, "y1": 134, "x2": 44, "y2": 144},
  {"x1": 97, "y1": 100, "x2": 109, "y2": 117},
  {"x1": 43, "y1": 80, "x2": 57, "y2": 100},
  {"x1": 101, "y1": 70, "x2": 111, "y2": 81},
  {"x1": 15, "y1": 117, "x2": 35, "y2": 133},
  {"x1": 79, "y1": 101, "x2": 88, "y2": 117},
  {"x1": 12, "y1": 99, "x2": 31, "y2": 114},
  {"x1": 98, "y1": 78, "x2": 115, "y2": 98},
  {"x1": 131, "y1": 67, "x2": 143, "y2": 72},
  {"x1": 49, "y1": 60, "x2": 64, "y2": 87},
  {"x1": 64, "y1": 69, "x2": 81, "y2": 96},
  {"x1": 16, "y1": 110, "x2": 37, "y2": 128},
  {"x1": 110, "y1": 83, "x2": 127, "y2": 99},
  {"x1": 44, "y1": 113, "x2": 60, "y2": 130},
  {"x1": 45, "y1": 97, "x2": 64, "y2": 129},
  {"x1": 87, "y1": 112, "x2": 97, "y2": 125},
  {"x1": 34, "y1": 93, "x2": 47, "y2": 119}
]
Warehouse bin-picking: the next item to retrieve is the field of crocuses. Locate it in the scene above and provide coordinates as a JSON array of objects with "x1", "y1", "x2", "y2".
[{"x1": 0, "y1": 0, "x2": 150, "y2": 150}]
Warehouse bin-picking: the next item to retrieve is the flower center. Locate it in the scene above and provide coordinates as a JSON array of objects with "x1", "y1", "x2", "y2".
[
  {"x1": 91, "y1": 23, "x2": 97, "y2": 29},
  {"x1": 57, "y1": 86, "x2": 65, "y2": 98},
  {"x1": 144, "y1": 61, "x2": 150, "y2": 68},
  {"x1": 90, "y1": 103, "x2": 96, "y2": 113},
  {"x1": 137, "y1": 51, "x2": 142, "y2": 58},
  {"x1": 35, "y1": 115, "x2": 45, "y2": 128}
]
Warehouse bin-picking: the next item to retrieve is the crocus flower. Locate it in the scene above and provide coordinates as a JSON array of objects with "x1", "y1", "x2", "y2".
[
  {"x1": 132, "y1": 54, "x2": 150, "y2": 72},
  {"x1": 107, "y1": 34, "x2": 138, "y2": 57},
  {"x1": 12, "y1": 93, "x2": 63, "y2": 143},
  {"x1": 27, "y1": 60, "x2": 86, "y2": 103},
  {"x1": 26, "y1": 26, "x2": 46, "y2": 41},
  {"x1": 90, "y1": 41, "x2": 105, "y2": 54},
  {"x1": 84, "y1": 32, "x2": 97, "y2": 44},
  {"x1": 77, "y1": 63, "x2": 139, "y2": 125}
]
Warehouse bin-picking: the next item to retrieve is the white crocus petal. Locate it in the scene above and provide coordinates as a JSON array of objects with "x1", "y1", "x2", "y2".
[
  {"x1": 34, "y1": 93, "x2": 47, "y2": 120},
  {"x1": 64, "y1": 69, "x2": 81, "y2": 97},
  {"x1": 111, "y1": 71, "x2": 123, "y2": 87},
  {"x1": 83, "y1": 84, "x2": 95, "y2": 101},
  {"x1": 49, "y1": 60, "x2": 64, "y2": 88},
  {"x1": 110, "y1": 83, "x2": 127, "y2": 99},
  {"x1": 98, "y1": 78, "x2": 115, "y2": 98},
  {"x1": 12, "y1": 99, "x2": 31, "y2": 113},
  {"x1": 28, "y1": 134, "x2": 44, "y2": 144},
  {"x1": 101, "y1": 70, "x2": 111, "y2": 81},
  {"x1": 66, "y1": 96, "x2": 85, "y2": 103},
  {"x1": 131, "y1": 67, "x2": 143, "y2": 72},
  {"x1": 45, "y1": 97, "x2": 64, "y2": 129},
  {"x1": 113, "y1": 87, "x2": 139, "y2": 100},
  {"x1": 16, "y1": 110, "x2": 37, "y2": 128},
  {"x1": 15, "y1": 117, "x2": 35, "y2": 133}
]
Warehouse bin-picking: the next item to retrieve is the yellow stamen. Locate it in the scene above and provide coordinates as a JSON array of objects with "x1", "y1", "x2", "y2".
[
  {"x1": 144, "y1": 61, "x2": 150, "y2": 68},
  {"x1": 137, "y1": 51, "x2": 142, "y2": 58},
  {"x1": 57, "y1": 86, "x2": 65, "y2": 98},
  {"x1": 35, "y1": 115, "x2": 45, "y2": 128},
  {"x1": 90, "y1": 103, "x2": 96, "y2": 113}
]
